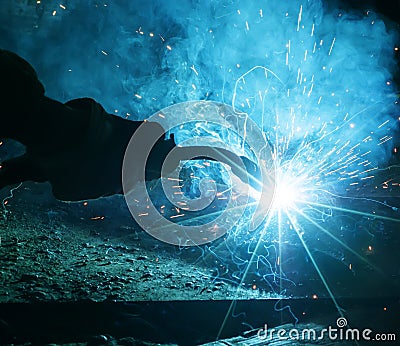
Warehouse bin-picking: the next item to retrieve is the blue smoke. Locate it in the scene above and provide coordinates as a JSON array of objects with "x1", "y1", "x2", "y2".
[
  {"x1": 1, "y1": 0, "x2": 398, "y2": 184},
  {"x1": 2, "y1": 0, "x2": 400, "y2": 305}
]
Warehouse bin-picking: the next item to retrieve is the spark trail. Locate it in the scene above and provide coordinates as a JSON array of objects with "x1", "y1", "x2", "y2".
[
  {"x1": 204, "y1": 0, "x2": 400, "y2": 333},
  {"x1": 2, "y1": 0, "x2": 399, "y2": 332}
]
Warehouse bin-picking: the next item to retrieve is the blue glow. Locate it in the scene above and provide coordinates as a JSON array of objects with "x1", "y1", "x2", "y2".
[{"x1": 1, "y1": 0, "x2": 400, "y2": 317}]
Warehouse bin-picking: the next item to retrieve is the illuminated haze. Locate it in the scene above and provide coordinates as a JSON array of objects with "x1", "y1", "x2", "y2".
[{"x1": 1, "y1": 0, "x2": 399, "y2": 187}]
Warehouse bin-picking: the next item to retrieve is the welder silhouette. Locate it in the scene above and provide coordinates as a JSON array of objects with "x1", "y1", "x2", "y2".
[{"x1": 0, "y1": 49, "x2": 260, "y2": 201}]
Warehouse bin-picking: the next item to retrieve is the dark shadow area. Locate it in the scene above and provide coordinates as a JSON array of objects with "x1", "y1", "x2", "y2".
[{"x1": 1, "y1": 298, "x2": 399, "y2": 345}]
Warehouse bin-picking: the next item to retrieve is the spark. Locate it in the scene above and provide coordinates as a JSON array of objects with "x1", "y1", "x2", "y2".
[
  {"x1": 214, "y1": 15, "x2": 398, "y2": 326},
  {"x1": 19, "y1": 0, "x2": 397, "y2": 332},
  {"x1": 2, "y1": 183, "x2": 23, "y2": 218},
  {"x1": 90, "y1": 216, "x2": 105, "y2": 220},
  {"x1": 170, "y1": 214, "x2": 185, "y2": 219},
  {"x1": 190, "y1": 65, "x2": 199, "y2": 76},
  {"x1": 328, "y1": 37, "x2": 336, "y2": 55},
  {"x1": 286, "y1": 212, "x2": 344, "y2": 315},
  {"x1": 297, "y1": 5, "x2": 302, "y2": 32}
]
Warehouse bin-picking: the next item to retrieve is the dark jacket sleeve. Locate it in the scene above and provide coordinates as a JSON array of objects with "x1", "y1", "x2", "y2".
[{"x1": 0, "y1": 49, "x2": 45, "y2": 115}]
